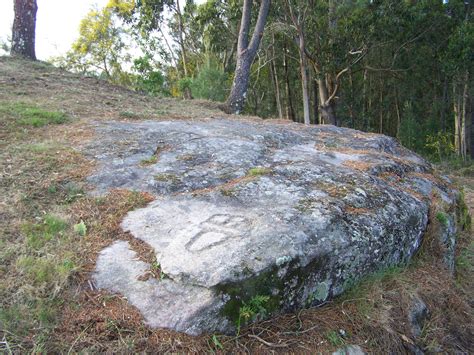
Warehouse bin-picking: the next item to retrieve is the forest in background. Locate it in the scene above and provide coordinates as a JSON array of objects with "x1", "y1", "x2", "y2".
[
  {"x1": 2, "y1": 1, "x2": 474, "y2": 352},
  {"x1": 24, "y1": 0, "x2": 474, "y2": 161}
]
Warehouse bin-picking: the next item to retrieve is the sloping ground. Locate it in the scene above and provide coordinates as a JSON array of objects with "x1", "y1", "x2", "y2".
[{"x1": 0, "y1": 56, "x2": 472, "y2": 353}]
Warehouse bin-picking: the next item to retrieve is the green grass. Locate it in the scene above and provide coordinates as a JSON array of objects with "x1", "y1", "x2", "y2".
[
  {"x1": 16, "y1": 255, "x2": 75, "y2": 285},
  {"x1": 458, "y1": 191, "x2": 472, "y2": 231},
  {"x1": 436, "y1": 211, "x2": 449, "y2": 226},
  {"x1": 247, "y1": 167, "x2": 271, "y2": 177},
  {"x1": 140, "y1": 155, "x2": 158, "y2": 166},
  {"x1": 22, "y1": 214, "x2": 68, "y2": 250},
  {"x1": 0, "y1": 102, "x2": 68, "y2": 127},
  {"x1": 220, "y1": 188, "x2": 236, "y2": 197},
  {"x1": 455, "y1": 239, "x2": 474, "y2": 287},
  {"x1": 340, "y1": 266, "x2": 407, "y2": 318},
  {"x1": 325, "y1": 330, "x2": 345, "y2": 347},
  {"x1": 154, "y1": 173, "x2": 179, "y2": 183},
  {"x1": 119, "y1": 110, "x2": 141, "y2": 119}
]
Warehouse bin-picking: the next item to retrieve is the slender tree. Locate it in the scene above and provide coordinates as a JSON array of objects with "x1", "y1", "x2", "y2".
[
  {"x1": 287, "y1": 0, "x2": 310, "y2": 125},
  {"x1": 11, "y1": 0, "x2": 38, "y2": 60},
  {"x1": 222, "y1": 0, "x2": 271, "y2": 114}
]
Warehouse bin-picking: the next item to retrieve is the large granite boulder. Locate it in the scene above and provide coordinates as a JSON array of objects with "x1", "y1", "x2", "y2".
[{"x1": 86, "y1": 118, "x2": 458, "y2": 335}]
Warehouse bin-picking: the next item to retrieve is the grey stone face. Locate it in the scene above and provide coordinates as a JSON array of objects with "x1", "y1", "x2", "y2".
[
  {"x1": 408, "y1": 295, "x2": 430, "y2": 339},
  {"x1": 87, "y1": 118, "x2": 457, "y2": 335}
]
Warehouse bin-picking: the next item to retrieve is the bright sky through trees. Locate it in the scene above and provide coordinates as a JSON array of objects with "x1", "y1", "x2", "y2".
[{"x1": 0, "y1": 0, "x2": 204, "y2": 59}]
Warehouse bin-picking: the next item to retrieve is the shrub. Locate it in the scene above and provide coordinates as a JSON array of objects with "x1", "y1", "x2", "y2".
[{"x1": 191, "y1": 65, "x2": 229, "y2": 102}]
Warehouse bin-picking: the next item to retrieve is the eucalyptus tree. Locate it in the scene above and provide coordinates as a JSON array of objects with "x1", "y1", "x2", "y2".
[
  {"x1": 55, "y1": 6, "x2": 131, "y2": 85},
  {"x1": 285, "y1": 0, "x2": 311, "y2": 125},
  {"x1": 11, "y1": 0, "x2": 37, "y2": 59},
  {"x1": 108, "y1": 0, "x2": 195, "y2": 97},
  {"x1": 222, "y1": 0, "x2": 271, "y2": 114},
  {"x1": 444, "y1": 0, "x2": 473, "y2": 160}
]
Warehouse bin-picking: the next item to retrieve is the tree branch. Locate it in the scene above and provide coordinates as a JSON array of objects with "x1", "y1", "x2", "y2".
[
  {"x1": 248, "y1": 0, "x2": 271, "y2": 56},
  {"x1": 238, "y1": 0, "x2": 252, "y2": 53}
]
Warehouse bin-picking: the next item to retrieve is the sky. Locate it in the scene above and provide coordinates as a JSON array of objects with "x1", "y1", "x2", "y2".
[{"x1": 0, "y1": 0, "x2": 205, "y2": 60}]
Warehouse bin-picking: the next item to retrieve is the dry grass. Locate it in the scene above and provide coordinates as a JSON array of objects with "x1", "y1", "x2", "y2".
[
  {"x1": 0, "y1": 56, "x2": 472, "y2": 353},
  {"x1": 342, "y1": 160, "x2": 375, "y2": 172}
]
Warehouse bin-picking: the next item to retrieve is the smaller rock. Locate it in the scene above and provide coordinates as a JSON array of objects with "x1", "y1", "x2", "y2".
[
  {"x1": 408, "y1": 295, "x2": 429, "y2": 338},
  {"x1": 438, "y1": 213, "x2": 457, "y2": 273},
  {"x1": 332, "y1": 344, "x2": 366, "y2": 355}
]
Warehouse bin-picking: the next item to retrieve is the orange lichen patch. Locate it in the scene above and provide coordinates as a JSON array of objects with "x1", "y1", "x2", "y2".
[
  {"x1": 388, "y1": 155, "x2": 412, "y2": 165},
  {"x1": 399, "y1": 186, "x2": 426, "y2": 201},
  {"x1": 324, "y1": 185, "x2": 346, "y2": 198},
  {"x1": 378, "y1": 171, "x2": 403, "y2": 182},
  {"x1": 345, "y1": 206, "x2": 371, "y2": 214},
  {"x1": 343, "y1": 160, "x2": 375, "y2": 172},
  {"x1": 186, "y1": 175, "x2": 258, "y2": 197}
]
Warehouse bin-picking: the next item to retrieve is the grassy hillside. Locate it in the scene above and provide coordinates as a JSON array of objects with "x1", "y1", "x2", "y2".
[{"x1": 0, "y1": 56, "x2": 472, "y2": 353}]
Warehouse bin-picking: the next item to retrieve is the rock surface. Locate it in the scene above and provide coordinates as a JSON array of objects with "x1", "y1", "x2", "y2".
[
  {"x1": 332, "y1": 345, "x2": 367, "y2": 355},
  {"x1": 408, "y1": 295, "x2": 430, "y2": 339},
  {"x1": 87, "y1": 118, "x2": 457, "y2": 335}
]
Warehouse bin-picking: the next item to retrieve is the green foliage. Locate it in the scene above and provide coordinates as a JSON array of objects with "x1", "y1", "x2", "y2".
[
  {"x1": 398, "y1": 102, "x2": 422, "y2": 152},
  {"x1": 325, "y1": 330, "x2": 345, "y2": 347},
  {"x1": 444, "y1": 16, "x2": 474, "y2": 75},
  {"x1": 140, "y1": 155, "x2": 158, "y2": 165},
  {"x1": 0, "y1": 102, "x2": 68, "y2": 127},
  {"x1": 436, "y1": 212, "x2": 449, "y2": 227},
  {"x1": 178, "y1": 77, "x2": 193, "y2": 93},
  {"x1": 191, "y1": 64, "x2": 229, "y2": 102},
  {"x1": 150, "y1": 261, "x2": 167, "y2": 280},
  {"x1": 237, "y1": 295, "x2": 270, "y2": 333},
  {"x1": 247, "y1": 167, "x2": 271, "y2": 176},
  {"x1": 458, "y1": 191, "x2": 472, "y2": 231},
  {"x1": 73, "y1": 220, "x2": 87, "y2": 237},
  {"x1": 54, "y1": 6, "x2": 131, "y2": 86},
  {"x1": 132, "y1": 56, "x2": 166, "y2": 95},
  {"x1": 425, "y1": 132, "x2": 455, "y2": 162},
  {"x1": 210, "y1": 334, "x2": 224, "y2": 350}
]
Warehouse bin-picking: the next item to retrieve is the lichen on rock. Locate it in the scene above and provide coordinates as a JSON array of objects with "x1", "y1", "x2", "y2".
[{"x1": 86, "y1": 118, "x2": 459, "y2": 335}]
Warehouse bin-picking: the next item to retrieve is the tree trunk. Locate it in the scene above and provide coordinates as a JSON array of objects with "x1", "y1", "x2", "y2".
[
  {"x1": 270, "y1": 35, "x2": 283, "y2": 119},
  {"x1": 222, "y1": 0, "x2": 271, "y2": 114},
  {"x1": 318, "y1": 77, "x2": 337, "y2": 125},
  {"x1": 283, "y1": 43, "x2": 295, "y2": 122},
  {"x1": 441, "y1": 75, "x2": 448, "y2": 133},
  {"x1": 175, "y1": 0, "x2": 192, "y2": 99},
  {"x1": 395, "y1": 89, "x2": 401, "y2": 138},
  {"x1": 11, "y1": 0, "x2": 37, "y2": 60},
  {"x1": 298, "y1": 34, "x2": 310, "y2": 125},
  {"x1": 454, "y1": 79, "x2": 461, "y2": 157},
  {"x1": 362, "y1": 67, "x2": 368, "y2": 130},
  {"x1": 460, "y1": 71, "x2": 468, "y2": 161},
  {"x1": 379, "y1": 74, "x2": 383, "y2": 134},
  {"x1": 470, "y1": 97, "x2": 474, "y2": 159},
  {"x1": 313, "y1": 79, "x2": 320, "y2": 124}
]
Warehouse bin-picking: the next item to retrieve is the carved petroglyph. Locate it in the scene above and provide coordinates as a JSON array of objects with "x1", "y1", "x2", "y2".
[
  {"x1": 90, "y1": 119, "x2": 453, "y2": 335},
  {"x1": 185, "y1": 214, "x2": 250, "y2": 252}
]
